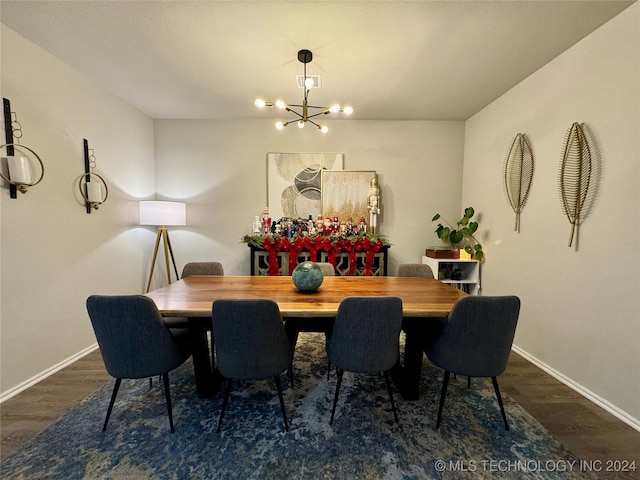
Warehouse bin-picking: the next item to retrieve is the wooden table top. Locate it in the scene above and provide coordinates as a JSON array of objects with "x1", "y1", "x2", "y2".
[{"x1": 146, "y1": 275, "x2": 466, "y2": 318}]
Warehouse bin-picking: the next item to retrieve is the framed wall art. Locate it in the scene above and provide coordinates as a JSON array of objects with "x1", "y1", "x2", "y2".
[
  {"x1": 321, "y1": 170, "x2": 376, "y2": 224},
  {"x1": 267, "y1": 152, "x2": 344, "y2": 220}
]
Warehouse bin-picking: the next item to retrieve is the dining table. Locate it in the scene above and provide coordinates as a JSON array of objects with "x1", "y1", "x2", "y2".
[{"x1": 146, "y1": 275, "x2": 466, "y2": 400}]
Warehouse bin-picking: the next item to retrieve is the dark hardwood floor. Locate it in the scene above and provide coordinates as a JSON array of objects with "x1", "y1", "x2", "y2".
[
  {"x1": 1, "y1": 350, "x2": 111, "y2": 462},
  {"x1": 499, "y1": 354, "x2": 640, "y2": 480},
  {"x1": 1, "y1": 349, "x2": 639, "y2": 479}
]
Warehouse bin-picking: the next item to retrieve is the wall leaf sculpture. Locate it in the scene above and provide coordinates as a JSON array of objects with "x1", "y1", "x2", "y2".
[
  {"x1": 558, "y1": 122, "x2": 592, "y2": 247},
  {"x1": 503, "y1": 133, "x2": 534, "y2": 232}
]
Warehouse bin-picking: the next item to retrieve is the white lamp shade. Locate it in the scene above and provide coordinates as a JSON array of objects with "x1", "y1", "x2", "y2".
[{"x1": 139, "y1": 201, "x2": 186, "y2": 226}]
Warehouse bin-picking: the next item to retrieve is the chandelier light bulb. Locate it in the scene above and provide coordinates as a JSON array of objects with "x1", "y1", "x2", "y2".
[
  {"x1": 275, "y1": 121, "x2": 284, "y2": 130},
  {"x1": 305, "y1": 77, "x2": 315, "y2": 89},
  {"x1": 275, "y1": 99, "x2": 287, "y2": 110},
  {"x1": 329, "y1": 104, "x2": 341, "y2": 114},
  {"x1": 255, "y1": 99, "x2": 266, "y2": 108},
  {"x1": 320, "y1": 125, "x2": 329, "y2": 134},
  {"x1": 343, "y1": 106, "x2": 354, "y2": 115},
  {"x1": 297, "y1": 120, "x2": 305, "y2": 129}
]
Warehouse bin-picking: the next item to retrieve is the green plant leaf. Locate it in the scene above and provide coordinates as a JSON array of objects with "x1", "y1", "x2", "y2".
[
  {"x1": 464, "y1": 207, "x2": 475, "y2": 218},
  {"x1": 449, "y1": 230, "x2": 463, "y2": 244},
  {"x1": 431, "y1": 214, "x2": 440, "y2": 221},
  {"x1": 464, "y1": 246, "x2": 473, "y2": 254},
  {"x1": 469, "y1": 221, "x2": 478, "y2": 233},
  {"x1": 435, "y1": 224, "x2": 448, "y2": 240}
]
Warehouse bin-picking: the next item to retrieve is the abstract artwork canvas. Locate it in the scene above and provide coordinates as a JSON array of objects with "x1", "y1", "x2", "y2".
[
  {"x1": 321, "y1": 170, "x2": 376, "y2": 225},
  {"x1": 267, "y1": 152, "x2": 344, "y2": 221}
]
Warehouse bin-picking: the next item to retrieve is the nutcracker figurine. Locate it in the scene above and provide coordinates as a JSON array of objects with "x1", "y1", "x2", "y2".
[
  {"x1": 316, "y1": 215, "x2": 324, "y2": 235},
  {"x1": 366, "y1": 176, "x2": 381, "y2": 235},
  {"x1": 261, "y1": 207, "x2": 271, "y2": 234},
  {"x1": 359, "y1": 217, "x2": 367, "y2": 234}
]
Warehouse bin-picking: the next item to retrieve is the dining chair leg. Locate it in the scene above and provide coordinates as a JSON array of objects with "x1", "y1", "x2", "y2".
[
  {"x1": 383, "y1": 371, "x2": 399, "y2": 424},
  {"x1": 161, "y1": 373, "x2": 175, "y2": 434},
  {"x1": 149, "y1": 375, "x2": 161, "y2": 389},
  {"x1": 491, "y1": 376, "x2": 509, "y2": 431},
  {"x1": 330, "y1": 368, "x2": 344, "y2": 424},
  {"x1": 103, "y1": 378, "x2": 121, "y2": 432},
  {"x1": 436, "y1": 370, "x2": 450, "y2": 429},
  {"x1": 274, "y1": 375, "x2": 289, "y2": 432},
  {"x1": 216, "y1": 379, "x2": 233, "y2": 433}
]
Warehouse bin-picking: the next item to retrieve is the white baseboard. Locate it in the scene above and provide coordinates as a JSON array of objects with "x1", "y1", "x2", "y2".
[
  {"x1": 0, "y1": 343, "x2": 99, "y2": 404},
  {"x1": 511, "y1": 344, "x2": 640, "y2": 433}
]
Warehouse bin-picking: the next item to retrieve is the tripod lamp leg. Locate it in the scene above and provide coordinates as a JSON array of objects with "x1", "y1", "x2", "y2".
[{"x1": 145, "y1": 228, "x2": 164, "y2": 293}]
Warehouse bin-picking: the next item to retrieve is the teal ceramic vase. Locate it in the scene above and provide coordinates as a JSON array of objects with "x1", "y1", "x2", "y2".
[{"x1": 292, "y1": 261, "x2": 324, "y2": 292}]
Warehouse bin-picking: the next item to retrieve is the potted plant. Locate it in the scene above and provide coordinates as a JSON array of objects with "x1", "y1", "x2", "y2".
[{"x1": 431, "y1": 207, "x2": 484, "y2": 261}]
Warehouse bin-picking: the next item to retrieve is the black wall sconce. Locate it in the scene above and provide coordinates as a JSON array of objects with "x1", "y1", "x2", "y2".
[
  {"x1": 78, "y1": 139, "x2": 108, "y2": 213},
  {"x1": 1, "y1": 98, "x2": 45, "y2": 198}
]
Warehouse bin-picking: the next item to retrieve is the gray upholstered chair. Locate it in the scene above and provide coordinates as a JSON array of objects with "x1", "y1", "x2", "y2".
[
  {"x1": 212, "y1": 299, "x2": 294, "y2": 432},
  {"x1": 86, "y1": 295, "x2": 192, "y2": 433},
  {"x1": 396, "y1": 263, "x2": 434, "y2": 278},
  {"x1": 424, "y1": 295, "x2": 520, "y2": 430},
  {"x1": 182, "y1": 261, "x2": 224, "y2": 277},
  {"x1": 163, "y1": 261, "x2": 224, "y2": 329},
  {"x1": 326, "y1": 296, "x2": 403, "y2": 424},
  {"x1": 315, "y1": 262, "x2": 336, "y2": 276}
]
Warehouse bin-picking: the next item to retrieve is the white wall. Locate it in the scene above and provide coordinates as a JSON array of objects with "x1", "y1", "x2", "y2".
[
  {"x1": 462, "y1": 4, "x2": 639, "y2": 425},
  {"x1": 153, "y1": 119, "x2": 465, "y2": 276},
  {"x1": 0, "y1": 26, "x2": 157, "y2": 396}
]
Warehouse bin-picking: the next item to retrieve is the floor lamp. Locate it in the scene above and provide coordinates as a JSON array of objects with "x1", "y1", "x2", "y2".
[{"x1": 139, "y1": 200, "x2": 186, "y2": 293}]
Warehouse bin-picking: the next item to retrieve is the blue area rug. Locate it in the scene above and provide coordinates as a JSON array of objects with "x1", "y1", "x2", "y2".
[{"x1": 1, "y1": 333, "x2": 595, "y2": 479}]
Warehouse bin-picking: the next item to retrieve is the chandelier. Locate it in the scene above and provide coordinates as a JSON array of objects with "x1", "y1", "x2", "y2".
[{"x1": 254, "y1": 49, "x2": 353, "y2": 134}]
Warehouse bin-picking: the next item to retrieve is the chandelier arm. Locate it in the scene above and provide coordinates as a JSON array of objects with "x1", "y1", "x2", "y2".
[
  {"x1": 306, "y1": 111, "x2": 333, "y2": 120},
  {"x1": 286, "y1": 110, "x2": 305, "y2": 120}
]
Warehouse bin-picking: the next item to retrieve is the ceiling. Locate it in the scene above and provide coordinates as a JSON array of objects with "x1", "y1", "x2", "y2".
[{"x1": 0, "y1": 1, "x2": 634, "y2": 122}]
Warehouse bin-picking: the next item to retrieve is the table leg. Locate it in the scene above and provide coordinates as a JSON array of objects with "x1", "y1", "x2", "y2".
[
  {"x1": 188, "y1": 317, "x2": 222, "y2": 398},
  {"x1": 393, "y1": 317, "x2": 445, "y2": 400}
]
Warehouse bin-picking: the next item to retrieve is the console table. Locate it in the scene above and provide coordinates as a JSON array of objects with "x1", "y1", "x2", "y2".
[{"x1": 249, "y1": 244, "x2": 389, "y2": 276}]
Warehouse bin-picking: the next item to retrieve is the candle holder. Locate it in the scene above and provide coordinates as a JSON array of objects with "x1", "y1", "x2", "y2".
[
  {"x1": 1, "y1": 98, "x2": 45, "y2": 197},
  {"x1": 78, "y1": 139, "x2": 108, "y2": 212}
]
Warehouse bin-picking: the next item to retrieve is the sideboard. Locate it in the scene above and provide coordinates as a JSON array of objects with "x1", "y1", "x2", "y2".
[{"x1": 249, "y1": 245, "x2": 389, "y2": 276}]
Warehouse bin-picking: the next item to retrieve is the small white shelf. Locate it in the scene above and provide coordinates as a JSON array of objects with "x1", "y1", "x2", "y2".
[{"x1": 422, "y1": 256, "x2": 480, "y2": 295}]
